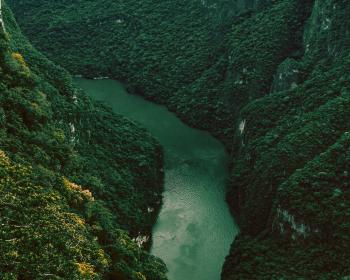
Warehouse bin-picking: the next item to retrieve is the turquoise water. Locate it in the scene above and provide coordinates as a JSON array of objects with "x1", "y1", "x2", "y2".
[{"x1": 75, "y1": 78, "x2": 238, "y2": 280}]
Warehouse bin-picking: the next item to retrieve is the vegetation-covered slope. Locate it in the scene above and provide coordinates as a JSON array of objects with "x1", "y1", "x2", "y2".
[
  {"x1": 5, "y1": 0, "x2": 311, "y2": 146},
  {"x1": 0, "y1": 3, "x2": 166, "y2": 279},
  {"x1": 7, "y1": 0, "x2": 350, "y2": 278},
  {"x1": 7, "y1": 0, "x2": 255, "y2": 145},
  {"x1": 222, "y1": 1, "x2": 350, "y2": 278}
]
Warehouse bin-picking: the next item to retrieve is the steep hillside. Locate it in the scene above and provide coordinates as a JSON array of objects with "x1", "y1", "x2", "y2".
[
  {"x1": 7, "y1": 0, "x2": 350, "y2": 278},
  {"x1": 223, "y1": 0, "x2": 350, "y2": 278},
  {"x1": 7, "y1": 0, "x2": 259, "y2": 146},
  {"x1": 0, "y1": 3, "x2": 166, "y2": 279},
  {"x1": 6, "y1": 0, "x2": 310, "y2": 147}
]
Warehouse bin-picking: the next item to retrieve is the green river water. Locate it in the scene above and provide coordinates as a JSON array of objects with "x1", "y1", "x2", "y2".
[{"x1": 75, "y1": 78, "x2": 239, "y2": 280}]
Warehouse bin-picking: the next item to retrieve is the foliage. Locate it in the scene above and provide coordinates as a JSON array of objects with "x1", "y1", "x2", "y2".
[
  {"x1": 0, "y1": 151, "x2": 108, "y2": 279},
  {"x1": 6, "y1": 0, "x2": 350, "y2": 278},
  {"x1": 223, "y1": 1, "x2": 350, "y2": 278},
  {"x1": 0, "y1": 3, "x2": 167, "y2": 279}
]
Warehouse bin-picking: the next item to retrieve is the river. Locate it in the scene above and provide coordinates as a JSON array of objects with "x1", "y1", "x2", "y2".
[{"x1": 75, "y1": 78, "x2": 239, "y2": 280}]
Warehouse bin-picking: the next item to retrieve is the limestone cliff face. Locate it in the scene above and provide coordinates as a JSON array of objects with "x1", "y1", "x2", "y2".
[
  {"x1": 304, "y1": 0, "x2": 350, "y2": 57},
  {"x1": 271, "y1": 58, "x2": 300, "y2": 93},
  {"x1": 0, "y1": 0, "x2": 4, "y2": 30},
  {"x1": 271, "y1": 0, "x2": 349, "y2": 240},
  {"x1": 223, "y1": 1, "x2": 350, "y2": 278}
]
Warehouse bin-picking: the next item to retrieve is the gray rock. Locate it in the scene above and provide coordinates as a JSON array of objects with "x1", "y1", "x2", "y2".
[{"x1": 271, "y1": 58, "x2": 301, "y2": 93}]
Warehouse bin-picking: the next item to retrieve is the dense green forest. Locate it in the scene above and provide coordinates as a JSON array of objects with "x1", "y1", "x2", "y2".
[
  {"x1": 0, "y1": 3, "x2": 167, "y2": 279},
  {"x1": 5, "y1": 0, "x2": 350, "y2": 278}
]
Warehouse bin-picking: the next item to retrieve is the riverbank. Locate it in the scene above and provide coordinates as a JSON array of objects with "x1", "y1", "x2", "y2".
[
  {"x1": 9, "y1": 0, "x2": 350, "y2": 278},
  {"x1": 0, "y1": 4, "x2": 168, "y2": 278},
  {"x1": 75, "y1": 78, "x2": 239, "y2": 280}
]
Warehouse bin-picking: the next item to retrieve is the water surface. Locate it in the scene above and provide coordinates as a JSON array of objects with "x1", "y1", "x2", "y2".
[{"x1": 75, "y1": 78, "x2": 239, "y2": 280}]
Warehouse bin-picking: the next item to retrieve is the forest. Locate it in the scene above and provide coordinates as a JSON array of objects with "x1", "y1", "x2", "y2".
[
  {"x1": 0, "y1": 3, "x2": 167, "y2": 279},
  {"x1": 3, "y1": 0, "x2": 350, "y2": 279}
]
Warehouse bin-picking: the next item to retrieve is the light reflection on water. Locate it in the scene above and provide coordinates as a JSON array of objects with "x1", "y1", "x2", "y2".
[{"x1": 75, "y1": 78, "x2": 239, "y2": 280}]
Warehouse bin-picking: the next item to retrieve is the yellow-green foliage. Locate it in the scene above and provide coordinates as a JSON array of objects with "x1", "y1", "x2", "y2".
[
  {"x1": 76, "y1": 262, "x2": 96, "y2": 278},
  {"x1": 63, "y1": 177, "x2": 94, "y2": 208},
  {"x1": 0, "y1": 5, "x2": 167, "y2": 279},
  {"x1": 135, "y1": 272, "x2": 147, "y2": 280},
  {"x1": 12, "y1": 52, "x2": 25, "y2": 65},
  {"x1": 0, "y1": 150, "x2": 109, "y2": 278},
  {"x1": 11, "y1": 51, "x2": 29, "y2": 73},
  {"x1": 53, "y1": 128, "x2": 66, "y2": 143},
  {"x1": 6, "y1": 0, "x2": 350, "y2": 278}
]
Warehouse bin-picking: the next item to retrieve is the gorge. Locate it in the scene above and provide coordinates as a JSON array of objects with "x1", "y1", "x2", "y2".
[
  {"x1": 1, "y1": 0, "x2": 350, "y2": 279},
  {"x1": 75, "y1": 78, "x2": 238, "y2": 280}
]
